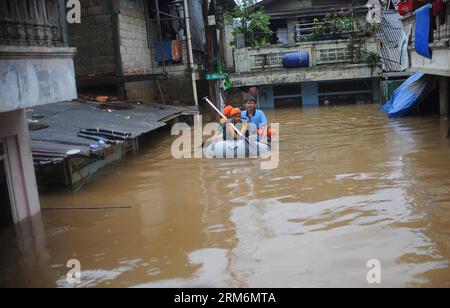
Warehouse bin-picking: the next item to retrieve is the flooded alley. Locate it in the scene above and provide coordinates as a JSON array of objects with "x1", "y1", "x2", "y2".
[{"x1": 1, "y1": 104, "x2": 450, "y2": 288}]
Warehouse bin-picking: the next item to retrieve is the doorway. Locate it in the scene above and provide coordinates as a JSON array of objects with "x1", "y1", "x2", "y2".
[{"x1": 0, "y1": 141, "x2": 14, "y2": 229}]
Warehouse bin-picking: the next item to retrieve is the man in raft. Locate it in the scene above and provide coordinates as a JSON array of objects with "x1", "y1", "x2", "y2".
[
  {"x1": 223, "y1": 108, "x2": 248, "y2": 141},
  {"x1": 220, "y1": 105, "x2": 234, "y2": 128},
  {"x1": 241, "y1": 96, "x2": 270, "y2": 143}
]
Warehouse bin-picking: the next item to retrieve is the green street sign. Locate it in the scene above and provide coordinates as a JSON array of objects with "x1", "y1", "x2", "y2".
[{"x1": 205, "y1": 73, "x2": 228, "y2": 80}]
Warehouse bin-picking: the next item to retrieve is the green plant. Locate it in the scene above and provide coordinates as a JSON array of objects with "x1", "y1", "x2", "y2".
[
  {"x1": 365, "y1": 51, "x2": 381, "y2": 65},
  {"x1": 306, "y1": 11, "x2": 357, "y2": 42},
  {"x1": 364, "y1": 23, "x2": 380, "y2": 37},
  {"x1": 310, "y1": 18, "x2": 324, "y2": 41},
  {"x1": 226, "y1": 0, "x2": 272, "y2": 48}
]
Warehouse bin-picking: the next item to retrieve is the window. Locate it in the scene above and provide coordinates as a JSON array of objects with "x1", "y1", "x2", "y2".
[{"x1": 316, "y1": 48, "x2": 352, "y2": 64}]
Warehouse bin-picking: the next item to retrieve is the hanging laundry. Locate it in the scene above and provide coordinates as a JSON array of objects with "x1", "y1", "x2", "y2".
[
  {"x1": 432, "y1": 0, "x2": 445, "y2": 25},
  {"x1": 415, "y1": 4, "x2": 432, "y2": 59},
  {"x1": 155, "y1": 41, "x2": 173, "y2": 63},
  {"x1": 172, "y1": 40, "x2": 182, "y2": 62}
]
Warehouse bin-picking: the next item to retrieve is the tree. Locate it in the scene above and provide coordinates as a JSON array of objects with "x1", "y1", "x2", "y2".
[{"x1": 225, "y1": 0, "x2": 272, "y2": 48}]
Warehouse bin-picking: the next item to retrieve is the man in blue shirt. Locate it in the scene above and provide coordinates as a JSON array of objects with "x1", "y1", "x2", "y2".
[
  {"x1": 241, "y1": 96, "x2": 269, "y2": 143},
  {"x1": 241, "y1": 96, "x2": 268, "y2": 128}
]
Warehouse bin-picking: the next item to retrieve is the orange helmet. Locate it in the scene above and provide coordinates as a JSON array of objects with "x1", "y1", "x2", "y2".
[
  {"x1": 230, "y1": 108, "x2": 241, "y2": 117},
  {"x1": 223, "y1": 105, "x2": 234, "y2": 116}
]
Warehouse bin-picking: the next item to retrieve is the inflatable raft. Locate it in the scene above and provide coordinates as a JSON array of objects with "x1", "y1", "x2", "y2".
[{"x1": 205, "y1": 140, "x2": 271, "y2": 159}]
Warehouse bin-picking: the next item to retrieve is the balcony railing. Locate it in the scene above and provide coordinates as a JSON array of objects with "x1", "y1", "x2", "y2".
[
  {"x1": 399, "y1": 0, "x2": 450, "y2": 76},
  {"x1": 294, "y1": 22, "x2": 354, "y2": 43},
  {"x1": 0, "y1": 0, "x2": 66, "y2": 47},
  {"x1": 234, "y1": 39, "x2": 379, "y2": 74},
  {"x1": 401, "y1": 0, "x2": 450, "y2": 47}
]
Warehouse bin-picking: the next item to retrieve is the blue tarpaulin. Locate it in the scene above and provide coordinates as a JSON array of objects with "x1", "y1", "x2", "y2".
[
  {"x1": 415, "y1": 4, "x2": 432, "y2": 59},
  {"x1": 382, "y1": 72, "x2": 436, "y2": 118}
]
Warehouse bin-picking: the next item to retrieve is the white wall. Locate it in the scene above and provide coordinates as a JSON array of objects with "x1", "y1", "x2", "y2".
[
  {"x1": 0, "y1": 110, "x2": 41, "y2": 223},
  {"x1": 0, "y1": 47, "x2": 77, "y2": 113}
]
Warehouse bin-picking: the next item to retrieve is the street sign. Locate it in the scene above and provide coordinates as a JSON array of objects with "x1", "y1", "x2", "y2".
[{"x1": 205, "y1": 73, "x2": 228, "y2": 81}]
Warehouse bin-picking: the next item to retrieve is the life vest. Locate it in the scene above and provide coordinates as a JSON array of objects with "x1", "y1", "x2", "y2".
[{"x1": 223, "y1": 122, "x2": 248, "y2": 141}]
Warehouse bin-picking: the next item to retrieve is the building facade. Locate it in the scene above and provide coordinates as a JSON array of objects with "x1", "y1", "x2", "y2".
[
  {"x1": 228, "y1": 0, "x2": 383, "y2": 109},
  {"x1": 400, "y1": 0, "x2": 450, "y2": 116},
  {"x1": 0, "y1": 0, "x2": 77, "y2": 226},
  {"x1": 68, "y1": 0, "x2": 210, "y2": 106}
]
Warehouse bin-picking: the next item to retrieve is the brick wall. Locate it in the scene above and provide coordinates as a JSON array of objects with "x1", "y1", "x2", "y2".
[
  {"x1": 68, "y1": 0, "x2": 203, "y2": 106},
  {"x1": 68, "y1": 0, "x2": 116, "y2": 77},
  {"x1": 118, "y1": 0, "x2": 152, "y2": 75}
]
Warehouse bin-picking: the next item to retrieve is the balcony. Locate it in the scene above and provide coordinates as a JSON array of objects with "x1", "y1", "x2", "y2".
[
  {"x1": 401, "y1": 0, "x2": 450, "y2": 76},
  {"x1": 232, "y1": 38, "x2": 380, "y2": 87},
  {"x1": 0, "y1": 0, "x2": 77, "y2": 113}
]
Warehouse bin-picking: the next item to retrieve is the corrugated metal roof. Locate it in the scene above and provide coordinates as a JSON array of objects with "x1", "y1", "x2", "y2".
[
  {"x1": 379, "y1": 10, "x2": 404, "y2": 72},
  {"x1": 28, "y1": 101, "x2": 196, "y2": 165},
  {"x1": 388, "y1": 0, "x2": 400, "y2": 9}
]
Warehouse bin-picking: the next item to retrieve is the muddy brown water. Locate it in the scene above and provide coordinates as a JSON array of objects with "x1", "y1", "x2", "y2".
[{"x1": 1, "y1": 104, "x2": 450, "y2": 287}]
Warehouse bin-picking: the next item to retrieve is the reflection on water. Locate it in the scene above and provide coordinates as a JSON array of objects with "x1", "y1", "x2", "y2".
[{"x1": 1, "y1": 105, "x2": 450, "y2": 287}]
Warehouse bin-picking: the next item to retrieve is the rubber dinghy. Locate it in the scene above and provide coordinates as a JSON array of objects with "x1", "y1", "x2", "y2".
[{"x1": 205, "y1": 140, "x2": 271, "y2": 159}]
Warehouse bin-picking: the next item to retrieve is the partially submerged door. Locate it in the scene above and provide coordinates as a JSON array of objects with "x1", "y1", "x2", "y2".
[{"x1": 0, "y1": 141, "x2": 14, "y2": 229}]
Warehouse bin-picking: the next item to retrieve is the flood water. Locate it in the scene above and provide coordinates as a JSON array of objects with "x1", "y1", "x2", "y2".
[{"x1": 1, "y1": 104, "x2": 450, "y2": 287}]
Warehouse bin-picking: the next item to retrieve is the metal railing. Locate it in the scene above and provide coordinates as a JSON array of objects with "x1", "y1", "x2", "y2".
[
  {"x1": 233, "y1": 38, "x2": 379, "y2": 73},
  {"x1": 252, "y1": 53, "x2": 284, "y2": 69},
  {"x1": 294, "y1": 22, "x2": 355, "y2": 42}
]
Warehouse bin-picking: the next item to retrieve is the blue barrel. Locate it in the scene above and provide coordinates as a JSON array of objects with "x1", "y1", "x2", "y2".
[{"x1": 282, "y1": 52, "x2": 309, "y2": 68}]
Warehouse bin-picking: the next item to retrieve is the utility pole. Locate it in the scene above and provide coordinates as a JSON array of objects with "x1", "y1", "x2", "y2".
[
  {"x1": 184, "y1": 0, "x2": 199, "y2": 108},
  {"x1": 204, "y1": 0, "x2": 217, "y2": 116}
]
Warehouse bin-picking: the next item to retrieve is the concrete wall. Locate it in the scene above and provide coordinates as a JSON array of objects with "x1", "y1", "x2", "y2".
[
  {"x1": 401, "y1": 8, "x2": 450, "y2": 77},
  {"x1": 153, "y1": 79, "x2": 194, "y2": 105},
  {"x1": 0, "y1": 46, "x2": 78, "y2": 113},
  {"x1": 69, "y1": 0, "x2": 153, "y2": 77},
  {"x1": 67, "y1": 0, "x2": 204, "y2": 106},
  {"x1": 116, "y1": 0, "x2": 154, "y2": 103},
  {"x1": 233, "y1": 39, "x2": 379, "y2": 74},
  {"x1": 0, "y1": 110, "x2": 41, "y2": 223},
  {"x1": 409, "y1": 49, "x2": 450, "y2": 77},
  {"x1": 118, "y1": 0, "x2": 152, "y2": 75},
  {"x1": 124, "y1": 80, "x2": 155, "y2": 104},
  {"x1": 68, "y1": 0, "x2": 116, "y2": 77},
  {"x1": 224, "y1": 23, "x2": 235, "y2": 70},
  {"x1": 232, "y1": 63, "x2": 378, "y2": 87}
]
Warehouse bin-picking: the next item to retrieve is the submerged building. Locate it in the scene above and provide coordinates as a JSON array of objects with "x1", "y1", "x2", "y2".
[
  {"x1": 68, "y1": 0, "x2": 210, "y2": 106},
  {"x1": 399, "y1": 0, "x2": 450, "y2": 116},
  {"x1": 227, "y1": 0, "x2": 383, "y2": 109},
  {"x1": 0, "y1": 0, "x2": 78, "y2": 226}
]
